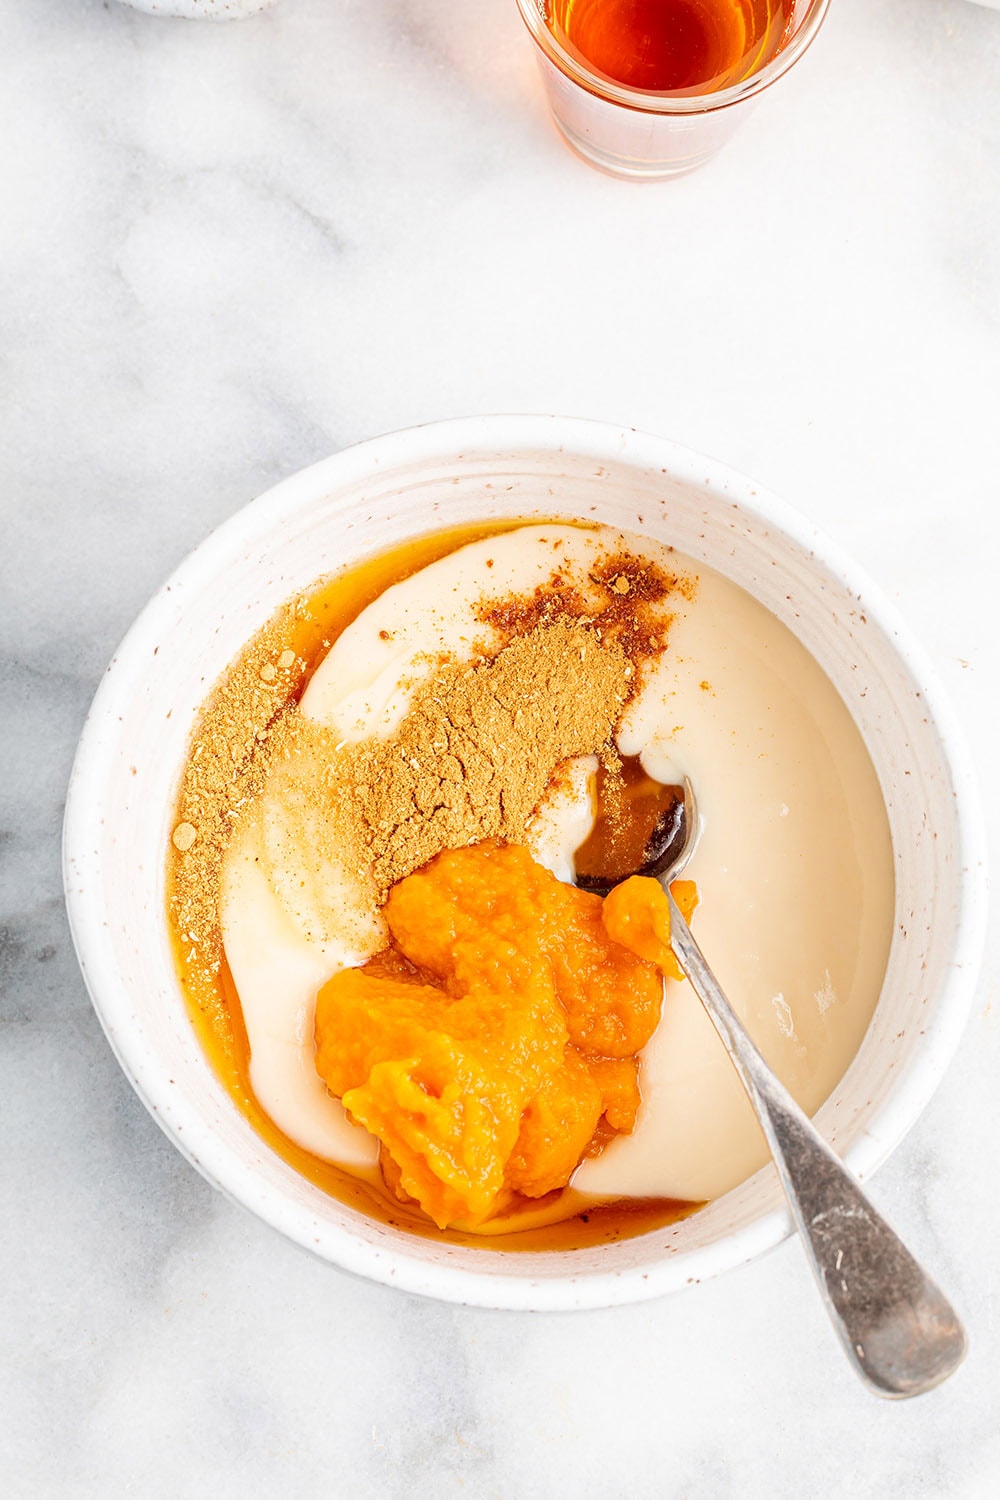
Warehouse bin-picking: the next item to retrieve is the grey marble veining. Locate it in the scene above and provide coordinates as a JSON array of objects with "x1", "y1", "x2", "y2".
[{"x1": 3, "y1": 0, "x2": 999, "y2": 1495}]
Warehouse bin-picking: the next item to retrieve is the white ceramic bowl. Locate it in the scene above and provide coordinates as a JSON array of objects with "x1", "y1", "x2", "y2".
[{"x1": 63, "y1": 416, "x2": 987, "y2": 1309}]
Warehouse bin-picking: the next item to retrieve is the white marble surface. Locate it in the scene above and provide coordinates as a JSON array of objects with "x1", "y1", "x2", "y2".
[{"x1": 3, "y1": 0, "x2": 999, "y2": 1493}]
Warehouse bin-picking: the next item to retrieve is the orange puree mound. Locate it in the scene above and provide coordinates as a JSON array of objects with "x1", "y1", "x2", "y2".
[
  {"x1": 314, "y1": 842, "x2": 691, "y2": 1230},
  {"x1": 602, "y1": 876, "x2": 699, "y2": 981}
]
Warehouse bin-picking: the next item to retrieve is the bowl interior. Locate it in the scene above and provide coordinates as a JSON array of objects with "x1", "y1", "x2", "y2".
[{"x1": 64, "y1": 419, "x2": 981, "y2": 1308}]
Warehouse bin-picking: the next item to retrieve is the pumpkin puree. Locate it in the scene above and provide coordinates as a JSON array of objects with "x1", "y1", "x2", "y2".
[{"x1": 314, "y1": 842, "x2": 696, "y2": 1229}]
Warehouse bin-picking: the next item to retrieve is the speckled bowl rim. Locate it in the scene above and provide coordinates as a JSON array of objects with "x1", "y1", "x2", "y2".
[{"x1": 63, "y1": 415, "x2": 988, "y2": 1309}]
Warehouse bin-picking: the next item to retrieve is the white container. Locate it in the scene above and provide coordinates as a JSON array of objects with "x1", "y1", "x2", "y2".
[
  {"x1": 63, "y1": 416, "x2": 987, "y2": 1309},
  {"x1": 117, "y1": 1, "x2": 278, "y2": 19}
]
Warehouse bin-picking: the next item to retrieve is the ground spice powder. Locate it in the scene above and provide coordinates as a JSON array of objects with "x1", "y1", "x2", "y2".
[
  {"x1": 335, "y1": 617, "x2": 631, "y2": 899},
  {"x1": 167, "y1": 598, "x2": 307, "y2": 1003}
]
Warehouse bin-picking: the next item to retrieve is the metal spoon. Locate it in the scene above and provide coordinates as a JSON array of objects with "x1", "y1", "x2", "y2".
[{"x1": 590, "y1": 776, "x2": 967, "y2": 1399}]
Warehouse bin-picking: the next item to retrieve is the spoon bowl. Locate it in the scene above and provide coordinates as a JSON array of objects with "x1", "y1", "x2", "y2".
[{"x1": 575, "y1": 777, "x2": 688, "y2": 893}]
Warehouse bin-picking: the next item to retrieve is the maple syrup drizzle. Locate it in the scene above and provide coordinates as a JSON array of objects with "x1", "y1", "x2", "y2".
[{"x1": 546, "y1": 0, "x2": 795, "y2": 96}]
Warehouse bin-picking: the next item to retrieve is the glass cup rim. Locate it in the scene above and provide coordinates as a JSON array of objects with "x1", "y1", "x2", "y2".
[{"x1": 514, "y1": 0, "x2": 832, "y2": 116}]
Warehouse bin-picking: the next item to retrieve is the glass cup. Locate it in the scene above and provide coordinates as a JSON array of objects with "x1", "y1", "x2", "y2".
[{"x1": 515, "y1": 0, "x2": 831, "y2": 179}]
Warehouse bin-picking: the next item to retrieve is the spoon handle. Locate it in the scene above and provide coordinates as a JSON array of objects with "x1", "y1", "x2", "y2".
[{"x1": 665, "y1": 890, "x2": 966, "y2": 1398}]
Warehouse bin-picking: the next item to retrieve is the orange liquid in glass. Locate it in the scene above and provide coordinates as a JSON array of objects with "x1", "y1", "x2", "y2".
[{"x1": 546, "y1": 0, "x2": 795, "y2": 95}]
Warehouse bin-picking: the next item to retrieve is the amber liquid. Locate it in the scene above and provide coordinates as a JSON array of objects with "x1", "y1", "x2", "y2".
[
  {"x1": 169, "y1": 521, "x2": 699, "y2": 1252},
  {"x1": 547, "y1": 0, "x2": 795, "y2": 95},
  {"x1": 575, "y1": 754, "x2": 682, "y2": 890}
]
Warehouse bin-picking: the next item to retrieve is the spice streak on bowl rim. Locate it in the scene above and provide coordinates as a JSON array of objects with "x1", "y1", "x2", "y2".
[{"x1": 63, "y1": 415, "x2": 988, "y2": 1309}]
